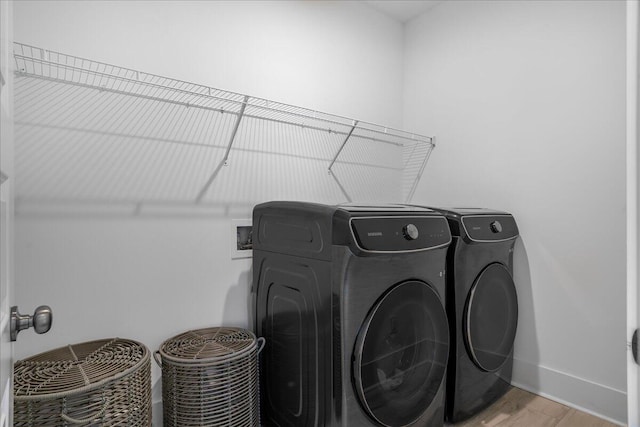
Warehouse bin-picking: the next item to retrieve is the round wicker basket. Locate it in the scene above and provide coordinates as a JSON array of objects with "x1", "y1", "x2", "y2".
[
  {"x1": 156, "y1": 326, "x2": 264, "y2": 427},
  {"x1": 13, "y1": 338, "x2": 152, "y2": 426}
]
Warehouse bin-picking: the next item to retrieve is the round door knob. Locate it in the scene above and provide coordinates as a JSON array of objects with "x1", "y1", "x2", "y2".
[
  {"x1": 33, "y1": 305, "x2": 53, "y2": 334},
  {"x1": 490, "y1": 221, "x2": 503, "y2": 233},
  {"x1": 403, "y1": 224, "x2": 419, "y2": 240},
  {"x1": 10, "y1": 305, "x2": 53, "y2": 341}
]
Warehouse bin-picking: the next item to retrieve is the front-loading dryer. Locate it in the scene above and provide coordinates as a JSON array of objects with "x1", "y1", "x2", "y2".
[
  {"x1": 428, "y1": 208, "x2": 519, "y2": 423},
  {"x1": 252, "y1": 202, "x2": 452, "y2": 427}
]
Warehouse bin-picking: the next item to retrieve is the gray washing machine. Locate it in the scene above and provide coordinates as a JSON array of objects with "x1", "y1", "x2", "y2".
[
  {"x1": 427, "y1": 207, "x2": 519, "y2": 423},
  {"x1": 252, "y1": 202, "x2": 452, "y2": 426}
]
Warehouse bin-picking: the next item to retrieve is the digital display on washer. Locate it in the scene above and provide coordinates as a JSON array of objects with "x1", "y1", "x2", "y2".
[{"x1": 350, "y1": 216, "x2": 451, "y2": 252}]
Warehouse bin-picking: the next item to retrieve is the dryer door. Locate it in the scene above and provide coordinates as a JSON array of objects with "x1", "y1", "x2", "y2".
[
  {"x1": 353, "y1": 280, "x2": 449, "y2": 427},
  {"x1": 464, "y1": 263, "x2": 518, "y2": 372}
]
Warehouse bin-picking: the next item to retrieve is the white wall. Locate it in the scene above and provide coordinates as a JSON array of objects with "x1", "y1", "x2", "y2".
[
  {"x1": 12, "y1": 1, "x2": 403, "y2": 423},
  {"x1": 404, "y1": 0, "x2": 627, "y2": 423}
]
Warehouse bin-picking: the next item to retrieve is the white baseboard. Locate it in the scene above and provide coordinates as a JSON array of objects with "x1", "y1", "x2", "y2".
[
  {"x1": 152, "y1": 401, "x2": 163, "y2": 427},
  {"x1": 512, "y1": 357, "x2": 627, "y2": 426}
]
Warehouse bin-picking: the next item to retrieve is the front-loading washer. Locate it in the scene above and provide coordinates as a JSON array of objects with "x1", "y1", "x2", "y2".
[
  {"x1": 252, "y1": 202, "x2": 452, "y2": 426},
  {"x1": 427, "y1": 208, "x2": 519, "y2": 423}
]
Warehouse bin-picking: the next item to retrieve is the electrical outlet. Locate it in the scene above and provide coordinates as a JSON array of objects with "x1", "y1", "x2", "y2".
[
  {"x1": 237, "y1": 225, "x2": 253, "y2": 250},
  {"x1": 231, "y1": 219, "x2": 252, "y2": 259}
]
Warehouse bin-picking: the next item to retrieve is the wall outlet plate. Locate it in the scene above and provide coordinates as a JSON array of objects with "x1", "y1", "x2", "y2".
[{"x1": 231, "y1": 219, "x2": 252, "y2": 259}]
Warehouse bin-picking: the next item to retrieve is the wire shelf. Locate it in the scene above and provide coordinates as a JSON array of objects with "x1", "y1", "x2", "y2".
[{"x1": 13, "y1": 42, "x2": 434, "y2": 215}]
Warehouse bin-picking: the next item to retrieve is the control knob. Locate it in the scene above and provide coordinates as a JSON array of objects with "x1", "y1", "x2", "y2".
[{"x1": 403, "y1": 224, "x2": 419, "y2": 240}]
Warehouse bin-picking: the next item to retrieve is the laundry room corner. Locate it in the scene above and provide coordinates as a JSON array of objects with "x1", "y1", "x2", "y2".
[
  {"x1": 4, "y1": 0, "x2": 633, "y2": 425},
  {"x1": 403, "y1": 0, "x2": 627, "y2": 424}
]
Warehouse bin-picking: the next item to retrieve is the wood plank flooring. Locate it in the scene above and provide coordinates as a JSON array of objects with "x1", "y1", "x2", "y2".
[{"x1": 446, "y1": 387, "x2": 619, "y2": 427}]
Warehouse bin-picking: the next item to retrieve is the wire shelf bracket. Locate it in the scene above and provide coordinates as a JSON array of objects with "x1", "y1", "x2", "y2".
[
  {"x1": 328, "y1": 120, "x2": 359, "y2": 203},
  {"x1": 195, "y1": 95, "x2": 249, "y2": 203},
  {"x1": 406, "y1": 136, "x2": 435, "y2": 202}
]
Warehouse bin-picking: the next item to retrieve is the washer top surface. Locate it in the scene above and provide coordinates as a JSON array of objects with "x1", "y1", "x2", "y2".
[{"x1": 338, "y1": 203, "x2": 437, "y2": 215}]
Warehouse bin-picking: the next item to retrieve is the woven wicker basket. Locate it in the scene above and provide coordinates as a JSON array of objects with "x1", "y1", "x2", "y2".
[
  {"x1": 156, "y1": 327, "x2": 264, "y2": 427},
  {"x1": 14, "y1": 338, "x2": 151, "y2": 426}
]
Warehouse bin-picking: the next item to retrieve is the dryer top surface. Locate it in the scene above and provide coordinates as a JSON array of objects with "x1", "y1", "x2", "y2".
[{"x1": 427, "y1": 207, "x2": 511, "y2": 217}]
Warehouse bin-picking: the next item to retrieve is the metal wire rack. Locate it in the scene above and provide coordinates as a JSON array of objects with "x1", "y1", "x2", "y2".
[{"x1": 13, "y1": 42, "x2": 434, "y2": 215}]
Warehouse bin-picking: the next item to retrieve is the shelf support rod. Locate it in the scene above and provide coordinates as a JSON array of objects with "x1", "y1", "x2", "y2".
[
  {"x1": 195, "y1": 95, "x2": 249, "y2": 203},
  {"x1": 327, "y1": 120, "x2": 358, "y2": 203},
  {"x1": 328, "y1": 120, "x2": 358, "y2": 172},
  {"x1": 329, "y1": 170, "x2": 353, "y2": 203},
  {"x1": 405, "y1": 137, "x2": 436, "y2": 203}
]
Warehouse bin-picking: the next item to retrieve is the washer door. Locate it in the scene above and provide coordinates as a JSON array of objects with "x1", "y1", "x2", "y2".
[
  {"x1": 353, "y1": 280, "x2": 449, "y2": 427},
  {"x1": 464, "y1": 263, "x2": 518, "y2": 372}
]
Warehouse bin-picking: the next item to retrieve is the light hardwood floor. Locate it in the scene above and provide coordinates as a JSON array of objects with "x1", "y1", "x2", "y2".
[{"x1": 447, "y1": 387, "x2": 620, "y2": 427}]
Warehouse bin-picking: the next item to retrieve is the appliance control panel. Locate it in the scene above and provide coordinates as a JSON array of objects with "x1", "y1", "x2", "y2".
[
  {"x1": 350, "y1": 216, "x2": 451, "y2": 252},
  {"x1": 461, "y1": 215, "x2": 519, "y2": 242}
]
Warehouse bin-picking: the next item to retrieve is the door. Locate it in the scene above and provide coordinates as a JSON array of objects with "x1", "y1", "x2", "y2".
[
  {"x1": 627, "y1": 0, "x2": 640, "y2": 425},
  {"x1": 353, "y1": 280, "x2": 449, "y2": 427},
  {"x1": 0, "y1": 0, "x2": 14, "y2": 425},
  {"x1": 463, "y1": 263, "x2": 518, "y2": 373}
]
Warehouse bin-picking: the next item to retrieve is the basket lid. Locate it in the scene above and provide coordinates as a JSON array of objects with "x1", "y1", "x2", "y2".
[
  {"x1": 159, "y1": 327, "x2": 256, "y2": 362},
  {"x1": 14, "y1": 338, "x2": 148, "y2": 399}
]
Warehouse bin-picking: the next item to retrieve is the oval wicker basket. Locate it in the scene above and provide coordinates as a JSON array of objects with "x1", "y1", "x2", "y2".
[
  {"x1": 156, "y1": 326, "x2": 264, "y2": 427},
  {"x1": 13, "y1": 338, "x2": 151, "y2": 426}
]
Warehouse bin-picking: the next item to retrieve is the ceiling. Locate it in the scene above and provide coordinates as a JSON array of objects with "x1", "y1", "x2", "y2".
[{"x1": 363, "y1": 0, "x2": 443, "y2": 23}]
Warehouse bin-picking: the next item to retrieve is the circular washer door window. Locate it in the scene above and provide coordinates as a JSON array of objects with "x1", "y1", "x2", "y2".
[
  {"x1": 464, "y1": 263, "x2": 518, "y2": 372},
  {"x1": 353, "y1": 280, "x2": 449, "y2": 427}
]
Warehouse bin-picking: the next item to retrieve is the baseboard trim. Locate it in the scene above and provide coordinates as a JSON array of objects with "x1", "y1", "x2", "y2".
[
  {"x1": 512, "y1": 357, "x2": 627, "y2": 426},
  {"x1": 152, "y1": 401, "x2": 163, "y2": 427}
]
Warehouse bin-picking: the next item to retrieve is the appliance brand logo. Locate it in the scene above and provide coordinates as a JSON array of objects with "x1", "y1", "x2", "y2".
[{"x1": 367, "y1": 232, "x2": 383, "y2": 237}]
